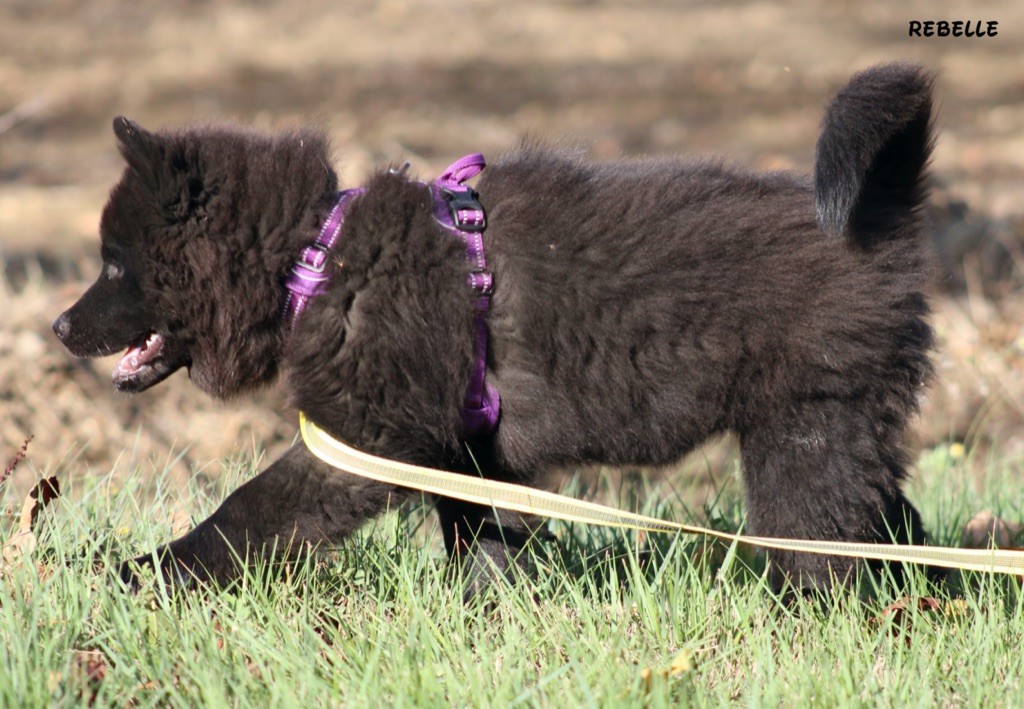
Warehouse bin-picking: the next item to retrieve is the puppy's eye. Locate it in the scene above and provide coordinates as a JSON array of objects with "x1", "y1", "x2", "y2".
[{"x1": 104, "y1": 262, "x2": 124, "y2": 280}]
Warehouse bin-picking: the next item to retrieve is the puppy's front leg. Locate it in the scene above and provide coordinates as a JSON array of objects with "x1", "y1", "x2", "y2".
[{"x1": 119, "y1": 443, "x2": 405, "y2": 589}]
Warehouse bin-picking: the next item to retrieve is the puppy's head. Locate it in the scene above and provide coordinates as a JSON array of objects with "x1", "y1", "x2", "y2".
[
  {"x1": 53, "y1": 118, "x2": 200, "y2": 393},
  {"x1": 54, "y1": 117, "x2": 335, "y2": 397},
  {"x1": 51, "y1": 256, "x2": 188, "y2": 394}
]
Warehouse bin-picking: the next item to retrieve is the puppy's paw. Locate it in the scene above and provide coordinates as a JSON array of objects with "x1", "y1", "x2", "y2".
[
  {"x1": 114, "y1": 556, "x2": 145, "y2": 594},
  {"x1": 460, "y1": 563, "x2": 509, "y2": 605},
  {"x1": 454, "y1": 543, "x2": 533, "y2": 605},
  {"x1": 114, "y1": 545, "x2": 204, "y2": 594}
]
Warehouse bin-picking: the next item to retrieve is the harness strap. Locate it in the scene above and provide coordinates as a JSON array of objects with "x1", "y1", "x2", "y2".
[
  {"x1": 283, "y1": 156, "x2": 500, "y2": 438},
  {"x1": 430, "y1": 153, "x2": 500, "y2": 438},
  {"x1": 283, "y1": 188, "x2": 364, "y2": 328}
]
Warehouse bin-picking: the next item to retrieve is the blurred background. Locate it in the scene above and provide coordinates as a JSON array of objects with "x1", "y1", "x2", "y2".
[{"x1": 1, "y1": 0, "x2": 1022, "y2": 497}]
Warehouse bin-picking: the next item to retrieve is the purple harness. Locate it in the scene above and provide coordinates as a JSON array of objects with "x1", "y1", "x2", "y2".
[{"x1": 283, "y1": 155, "x2": 500, "y2": 438}]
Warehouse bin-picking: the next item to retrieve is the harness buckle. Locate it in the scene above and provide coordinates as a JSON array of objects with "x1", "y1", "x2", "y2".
[
  {"x1": 468, "y1": 272, "x2": 494, "y2": 296},
  {"x1": 294, "y1": 243, "x2": 331, "y2": 274},
  {"x1": 442, "y1": 188, "x2": 487, "y2": 233}
]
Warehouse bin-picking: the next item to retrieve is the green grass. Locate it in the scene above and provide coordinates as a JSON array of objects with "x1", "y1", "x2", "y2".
[{"x1": 2, "y1": 443, "x2": 1023, "y2": 706}]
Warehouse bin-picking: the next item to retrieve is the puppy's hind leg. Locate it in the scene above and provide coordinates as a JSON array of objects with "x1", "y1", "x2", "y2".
[
  {"x1": 434, "y1": 441, "x2": 547, "y2": 601},
  {"x1": 738, "y1": 397, "x2": 927, "y2": 599},
  {"x1": 118, "y1": 444, "x2": 406, "y2": 590},
  {"x1": 435, "y1": 497, "x2": 545, "y2": 602}
]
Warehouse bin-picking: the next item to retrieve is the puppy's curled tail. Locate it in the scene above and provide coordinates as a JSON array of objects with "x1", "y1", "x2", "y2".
[{"x1": 814, "y1": 63, "x2": 935, "y2": 245}]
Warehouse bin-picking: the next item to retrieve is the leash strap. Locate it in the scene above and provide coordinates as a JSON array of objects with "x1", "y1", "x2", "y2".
[{"x1": 299, "y1": 412, "x2": 1024, "y2": 576}]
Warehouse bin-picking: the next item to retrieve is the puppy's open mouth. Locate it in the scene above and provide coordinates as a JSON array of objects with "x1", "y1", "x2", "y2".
[{"x1": 112, "y1": 331, "x2": 183, "y2": 392}]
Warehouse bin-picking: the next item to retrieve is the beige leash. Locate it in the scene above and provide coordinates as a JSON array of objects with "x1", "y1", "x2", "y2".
[{"x1": 299, "y1": 413, "x2": 1024, "y2": 575}]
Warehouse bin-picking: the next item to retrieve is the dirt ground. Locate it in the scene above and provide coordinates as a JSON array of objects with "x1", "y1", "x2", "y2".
[{"x1": 1, "y1": 0, "x2": 1022, "y2": 496}]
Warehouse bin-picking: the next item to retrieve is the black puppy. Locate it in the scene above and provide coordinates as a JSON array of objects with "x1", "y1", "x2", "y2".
[{"x1": 54, "y1": 63, "x2": 936, "y2": 596}]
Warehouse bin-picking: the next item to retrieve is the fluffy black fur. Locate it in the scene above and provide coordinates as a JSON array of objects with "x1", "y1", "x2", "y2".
[{"x1": 55, "y1": 63, "x2": 938, "y2": 596}]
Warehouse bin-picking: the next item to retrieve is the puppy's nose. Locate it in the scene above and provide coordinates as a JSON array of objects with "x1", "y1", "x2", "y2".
[{"x1": 52, "y1": 312, "x2": 71, "y2": 341}]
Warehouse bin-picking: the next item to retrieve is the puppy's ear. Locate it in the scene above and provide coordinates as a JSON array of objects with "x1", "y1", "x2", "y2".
[{"x1": 113, "y1": 116, "x2": 159, "y2": 169}]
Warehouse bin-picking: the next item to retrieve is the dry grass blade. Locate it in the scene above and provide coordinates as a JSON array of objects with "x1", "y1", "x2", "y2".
[
  {"x1": 69, "y1": 650, "x2": 107, "y2": 705},
  {"x1": 867, "y1": 596, "x2": 964, "y2": 645},
  {"x1": 1, "y1": 435, "x2": 33, "y2": 489},
  {"x1": 23, "y1": 477, "x2": 61, "y2": 529},
  {"x1": 2, "y1": 475, "x2": 61, "y2": 568}
]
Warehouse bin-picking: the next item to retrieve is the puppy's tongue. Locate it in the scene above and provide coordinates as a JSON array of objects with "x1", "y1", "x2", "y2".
[{"x1": 114, "y1": 332, "x2": 164, "y2": 378}]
